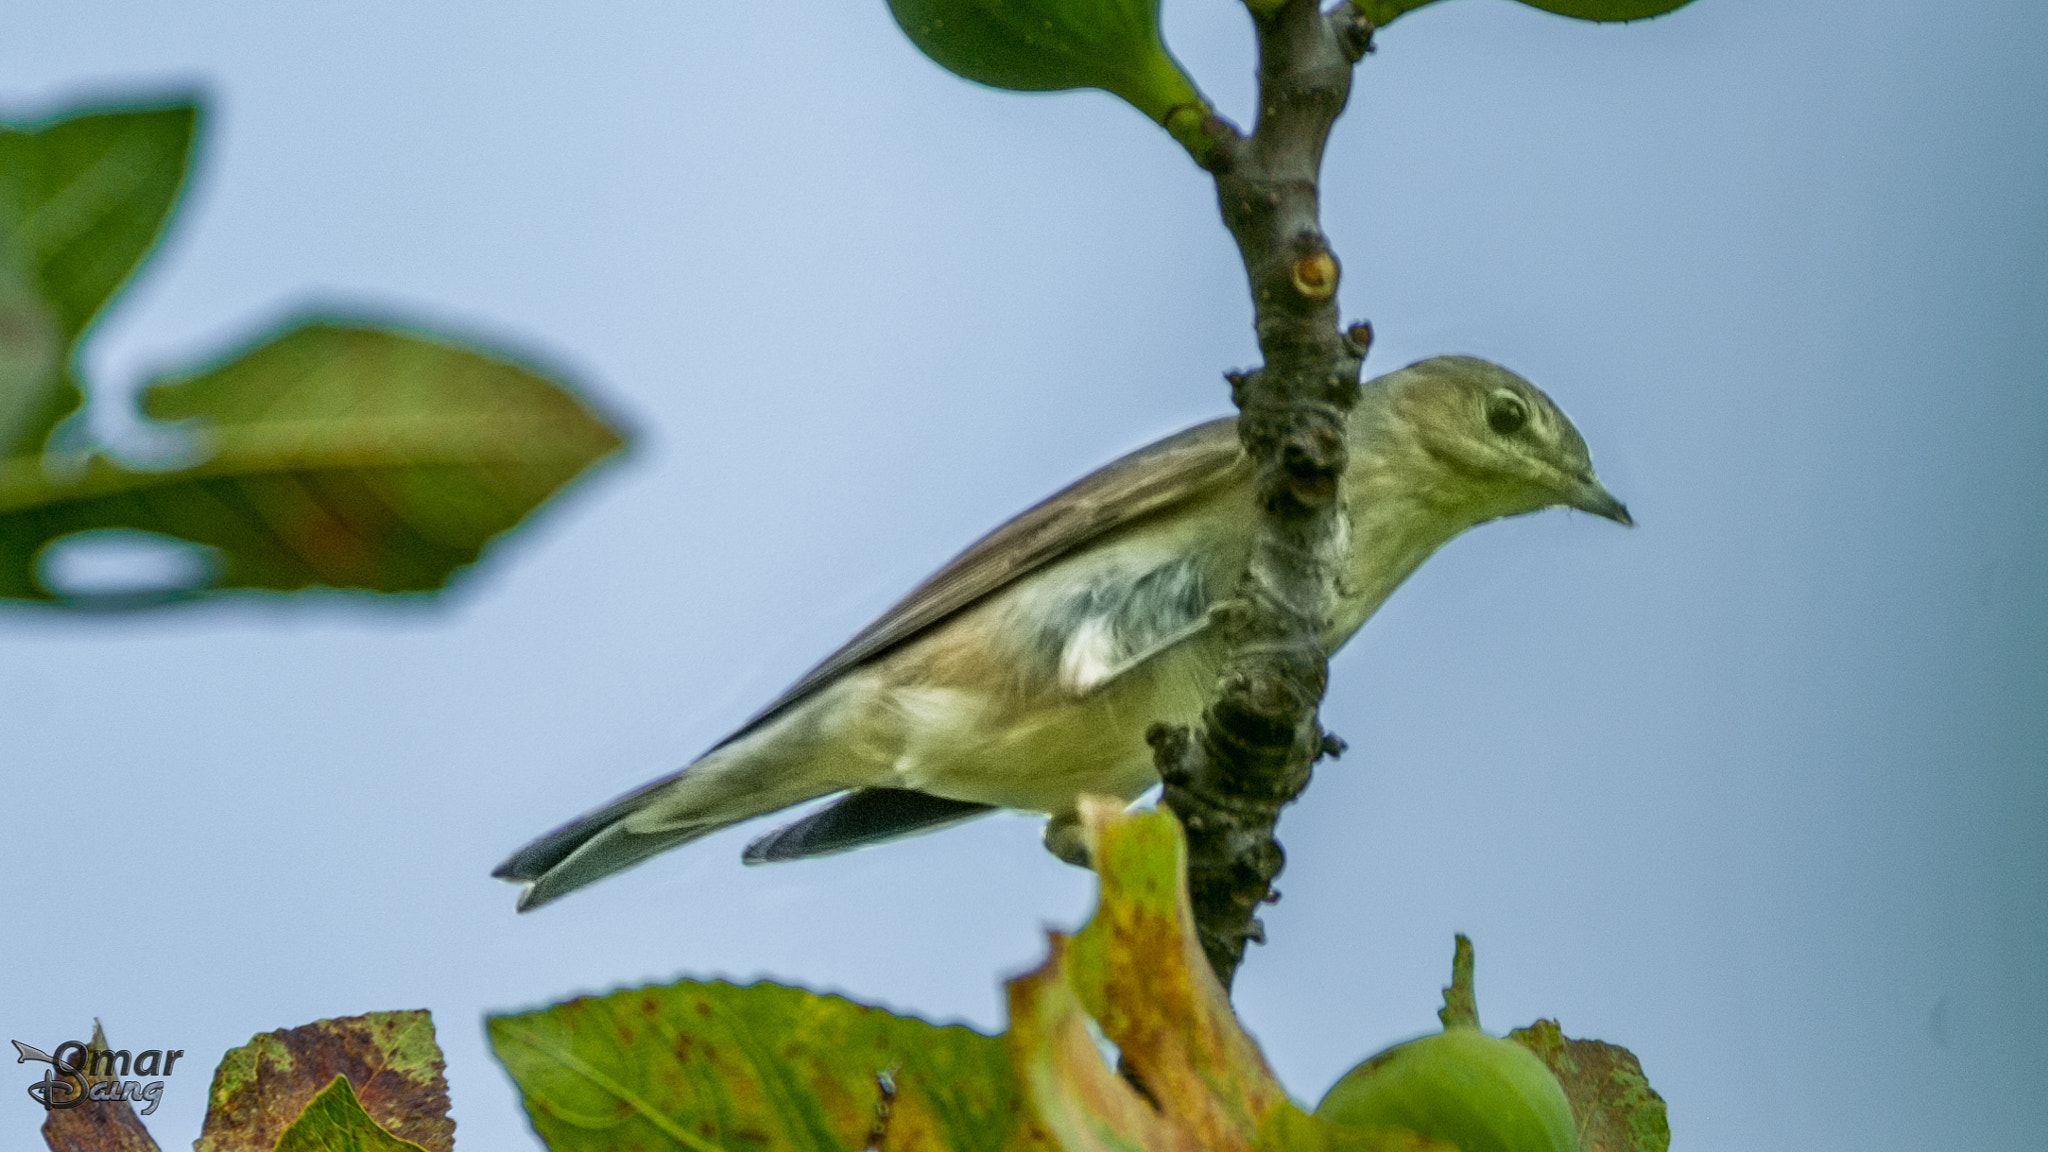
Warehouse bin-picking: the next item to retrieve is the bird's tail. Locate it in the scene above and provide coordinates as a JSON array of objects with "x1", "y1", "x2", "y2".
[{"x1": 493, "y1": 739, "x2": 829, "y2": 911}]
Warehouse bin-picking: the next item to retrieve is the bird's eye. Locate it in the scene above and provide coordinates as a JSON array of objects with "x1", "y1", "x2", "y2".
[{"x1": 1485, "y1": 392, "x2": 1527, "y2": 436}]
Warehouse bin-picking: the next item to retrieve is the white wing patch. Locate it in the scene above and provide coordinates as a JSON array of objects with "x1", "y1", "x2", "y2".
[
  {"x1": 1036, "y1": 550, "x2": 1216, "y2": 698},
  {"x1": 1058, "y1": 616, "x2": 1123, "y2": 695}
]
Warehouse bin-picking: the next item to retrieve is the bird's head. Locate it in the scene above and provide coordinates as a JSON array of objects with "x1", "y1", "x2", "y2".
[{"x1": 1368, "y1": 355, "x2": 1632, "y2": 527}]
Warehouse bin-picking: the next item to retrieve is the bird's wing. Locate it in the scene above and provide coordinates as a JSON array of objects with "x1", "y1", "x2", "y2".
[
  {"x1": 716, "y1": 415, "x2": 1245, "y2": 748},
  {"x1": 740, "y1": 788, "x2": 996, "y2": 864}
]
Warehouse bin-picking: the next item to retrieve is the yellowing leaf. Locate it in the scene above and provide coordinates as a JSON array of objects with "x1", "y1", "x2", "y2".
[
  {"x1": 1063, "y1": 804, "x2": 1284, "y2": 1145},
  {"x1": 1008, "y1": 805, "x2": 1441, "y2": 1152},
  {"x1": 1006, "y1": 936, "x2": 1193, "y2": 1152}
]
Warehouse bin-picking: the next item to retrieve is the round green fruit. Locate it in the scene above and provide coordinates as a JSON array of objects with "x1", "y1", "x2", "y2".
[
  {"x1": 1316, "y1": 936, "x2": 1578, "y2": 1152},
  {"x1": 1317, "y1": 1027, "x2": 1577, "y2": 1152}
]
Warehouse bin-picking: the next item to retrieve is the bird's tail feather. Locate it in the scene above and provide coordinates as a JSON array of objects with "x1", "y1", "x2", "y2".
[
  {"x1": 742, "y1": 787, "x2": 994, "y2": 864},
  {"x1": 495, "y1": 740, "x2": 833, "y2": 910},
  {"x1": 501, "y1": 815, "x2": 722, "y2": 912}
]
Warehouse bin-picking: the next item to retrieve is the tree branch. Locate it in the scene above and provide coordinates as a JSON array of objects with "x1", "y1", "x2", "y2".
[{"x1": 1156, "y1": 0, "x2": 1376, "y2": 992}]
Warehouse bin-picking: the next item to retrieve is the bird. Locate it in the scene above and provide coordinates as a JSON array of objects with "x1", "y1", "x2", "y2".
[{"x1": 495, "y1": 355, "x2": 1630, "y2": 910}]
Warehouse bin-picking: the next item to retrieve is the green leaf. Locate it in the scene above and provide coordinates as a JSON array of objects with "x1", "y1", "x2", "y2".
[
  {"x1": 0, "y1": 99, "x2": 196, "y2": 456},
  {"x1": 1351, "y1": 0, "x2": 1695, "y2": 30},
  {"x1": 886, "y1": 0, "x2": 1212, "y2": 157},
  {"x1": 195, "y1": 1009, "x2": 454, "y2": 1152},
  {"x1": 272, "y1": 1077, "x2": 432, "y2": 1152},
  {"x1": 489, "y1": 978, "x2": 1046, "y2": 1152},
  {"x1": 0, "y1": 319, "x2": 626, "y2": 601},
  {"x1": 1507, "y1": 1021, "x2": 1670, "y2": 1152}
]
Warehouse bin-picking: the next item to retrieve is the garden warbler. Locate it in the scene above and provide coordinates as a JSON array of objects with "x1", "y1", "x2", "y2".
[{"x1": 496, "y1": 355, "x2": 1630, "y2": 910}]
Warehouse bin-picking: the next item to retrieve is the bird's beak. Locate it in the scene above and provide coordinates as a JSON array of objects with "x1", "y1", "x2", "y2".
[{"x1": 1561, "y1": 472, "x2": 1633, "y2": 526}]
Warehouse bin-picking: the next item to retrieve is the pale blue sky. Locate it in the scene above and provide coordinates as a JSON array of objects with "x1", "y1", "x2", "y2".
[{"x1": 3, "y1": 1, "x2": 2043, "y2": 1148}]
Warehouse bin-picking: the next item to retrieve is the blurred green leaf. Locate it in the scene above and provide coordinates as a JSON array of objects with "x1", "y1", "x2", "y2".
[
  {"x1": 0, "y1": 320, "x2": 625, "y2": 601},
  {"x1": 490, "y1": 978, "x2": 1045, "y2": 1151},
  {"x1": 886, "y1": 0, "x2": 1211, "y2": 156},
  {"x1": 1352, "y1": 0, "x2": 1695, "y2": 29},
  {"x1": 1508, "y1": 1021, "x2": 1670, "y2": 1152},
  {"x1": 0, "y1": 100, "x2": 195, "y2": 456},
  {"x1": 0, "y1": 98, "x2": 629, "y2": 606},
  {"x1": 271, "y1": 1077, "x2": 432, "y2": 1152}
]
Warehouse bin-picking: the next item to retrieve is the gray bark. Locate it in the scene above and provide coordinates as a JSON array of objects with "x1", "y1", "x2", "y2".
[{"x1": 1155, "y1": 0, "x2": 1376, "y2": 992}]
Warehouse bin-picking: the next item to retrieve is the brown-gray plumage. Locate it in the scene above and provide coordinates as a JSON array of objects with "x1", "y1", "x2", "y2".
[{"x1": 495, "y1": 355, "x2": 1629, "y2": 910}]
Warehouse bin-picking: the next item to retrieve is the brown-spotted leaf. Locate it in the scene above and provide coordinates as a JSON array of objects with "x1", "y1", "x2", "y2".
[
  {"x1": 195, "y1": 1009, "x2": 453, "y2": 1152},
  {"x1": 1061, "y1": 801, "x2": 1286, "y2": 1148},
  {"x1": 489, "y1": 977, "x2": 1046, "y2": 1152},
  {"x1": 271, "y1": 1076, "x2": 432, "y2": 1152},
  {"x1": 0, "y1": 319, "x2": 626, "y2": 601},
  {"x1": 40, "y1": 1023, "x2": 161, "y2": 1152},
  {"x1": 1508, "y1": 1020, "x2": 1670, "y2": 1152}
]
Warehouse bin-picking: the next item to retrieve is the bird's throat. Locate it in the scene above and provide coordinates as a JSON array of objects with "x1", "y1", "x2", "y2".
[{"x1": 1326, "y1": 456, "x2": 1477, "y2": 650}]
